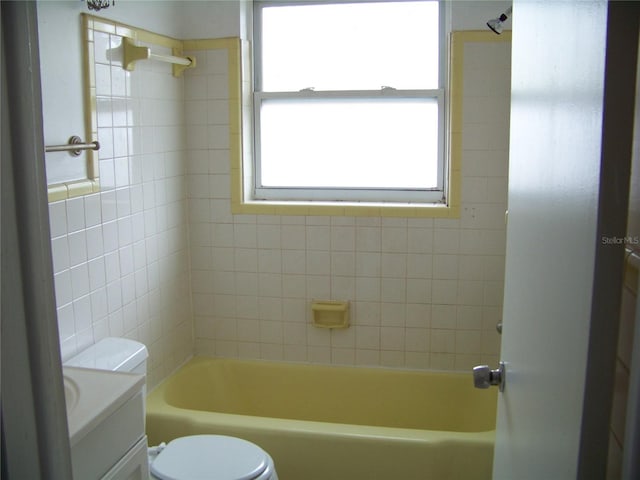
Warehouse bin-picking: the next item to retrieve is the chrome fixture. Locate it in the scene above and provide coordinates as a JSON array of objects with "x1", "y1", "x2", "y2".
[
  {"x1": 473, "y1": 362, "x2": 506, "y2": 391},
  {"x1": 45, "y1": 136, "x2": 100, "y2": 156},
  {"x1": 487, "y1": 6, "x2": 512, "y2": 35},
  {"x1": 496, "y1": 321, "x2": 503, "y2": 334}
]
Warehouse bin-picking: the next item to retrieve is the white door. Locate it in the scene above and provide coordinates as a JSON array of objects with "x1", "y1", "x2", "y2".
[{"x1": 491, "y1": 1, "x2": 638, "y2": 479}]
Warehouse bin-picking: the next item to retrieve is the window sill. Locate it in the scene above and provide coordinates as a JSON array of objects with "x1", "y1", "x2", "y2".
[
  {"x1": 231, "y1": 198, "x2": 460, "y2": 218},
  {"x1": 48, "y1": 179, "x2": 100, "y2": 202}
]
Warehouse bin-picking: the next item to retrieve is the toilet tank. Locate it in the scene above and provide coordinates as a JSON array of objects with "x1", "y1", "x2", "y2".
[{"x1": 65, "y1": 337, "x2": 148, "y2": 376}]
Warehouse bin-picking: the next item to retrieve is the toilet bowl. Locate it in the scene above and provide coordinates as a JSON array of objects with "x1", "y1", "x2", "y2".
[
  {"x1": 64, "y1": 338, "x2": 279, "y2": 480},
  {"x1": 149, "y1": 435, "x2": 277, "y2": 480}
]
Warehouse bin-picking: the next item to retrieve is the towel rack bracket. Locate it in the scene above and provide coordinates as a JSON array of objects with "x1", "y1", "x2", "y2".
[
  {"x1": 45, "y1": 136, "x2": 100, "y2": 156},
  {"x1": 123, "y1": 37, "x2": 150, "y2": 72},
  {"x1": 173, "y1": 55, "x2": 197, "y2": 78}
]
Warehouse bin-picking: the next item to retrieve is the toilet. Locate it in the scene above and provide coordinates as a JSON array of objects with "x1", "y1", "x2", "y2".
[{"x1": 64, "y1": 337, "x2": 279, "y2": 480}]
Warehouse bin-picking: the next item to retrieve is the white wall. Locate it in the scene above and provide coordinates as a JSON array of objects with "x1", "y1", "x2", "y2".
[
  {"x1": 42, "y1": 7, "x2": 193, "y2": 387},
  {"x1": 183, "y1": 39, "x2": 511, "y2": 371},
  {"x1": 38, "y1": 0, "x2": 183, "y2": 184},
  {"x1": 180, "y1": 1, "x2": 241, "y2": 39},
  {"x1": 38, "y1": 1, "x2": 88, "y2": 182},
  {"x1": 177, "y1": 0, "x2": 513, "y2": 39},
  {"x1": 37, "y1": 0, "x2": 512, "y2": 381},
  {"x1": 451, "y1": 1, "x2": 512, "y2": 31}
]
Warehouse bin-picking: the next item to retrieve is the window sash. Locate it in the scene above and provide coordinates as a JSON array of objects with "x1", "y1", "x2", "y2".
[
  {"x1": 252, "y1": 0, "x2": 447, "y2": 204},
  {"x1": 253, "y1": 89, "x2": 446, "y2": 203},
  {"x1": 253, "y1": 0, "x2": 448, "y2": 92},
  {"x1": 257, "y1": 1, "x2": 440, "y2": 92}
]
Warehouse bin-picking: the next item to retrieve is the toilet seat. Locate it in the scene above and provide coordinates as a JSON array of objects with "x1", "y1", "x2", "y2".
[{"x1": 150, "y1": 435, "x2": 272, "y2": 480}]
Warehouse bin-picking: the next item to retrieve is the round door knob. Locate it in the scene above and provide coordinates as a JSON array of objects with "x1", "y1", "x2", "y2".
[{"x1": 472, "y1": 362, "x2": 506, "y2": 391}]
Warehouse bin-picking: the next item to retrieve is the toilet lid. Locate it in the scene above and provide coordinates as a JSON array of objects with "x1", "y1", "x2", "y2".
[{"x1": 151, "y1": 435, "x2": 270, "y2": 480}]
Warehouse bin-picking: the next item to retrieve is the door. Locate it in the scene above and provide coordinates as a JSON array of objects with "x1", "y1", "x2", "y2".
[{"x1": 492, "y1": 1, "x2": 638, "y2": 479}]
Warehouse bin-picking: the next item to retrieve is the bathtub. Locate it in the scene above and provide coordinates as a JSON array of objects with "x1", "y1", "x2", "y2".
[{"x1": 146, "y1": 357, "x2": 497, "y2": 480}]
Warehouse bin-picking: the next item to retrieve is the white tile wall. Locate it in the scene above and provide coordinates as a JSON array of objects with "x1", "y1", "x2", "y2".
[
  {"x1": 183, "y1": 40, "x2": 511, "y2": 372},
  {"x1": 49, "y1": 30, "x2": 192, "y2": 387},
  {"x1": 48, "y1": 31, "x2": 508, "y2": 381}
]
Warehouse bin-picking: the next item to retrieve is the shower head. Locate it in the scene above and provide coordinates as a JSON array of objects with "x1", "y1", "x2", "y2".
[{"x1": 487, "y1": 6, "x2": 512, "y2": 35}]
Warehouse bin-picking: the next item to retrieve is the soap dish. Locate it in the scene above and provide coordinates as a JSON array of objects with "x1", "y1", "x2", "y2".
[{"x1": 311, "y1": 300, "x2": 350, "y2": 329}]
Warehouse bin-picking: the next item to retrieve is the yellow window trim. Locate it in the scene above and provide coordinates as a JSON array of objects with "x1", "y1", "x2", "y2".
[
  {"x1": 55, "y1": 15, "x2": 510, "y2": 223},
  {"x1": 232, "y1": 30, "x2": 511, "y2": 218}
]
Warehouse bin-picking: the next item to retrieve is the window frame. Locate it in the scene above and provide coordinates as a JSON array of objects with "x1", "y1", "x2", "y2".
[{"x1": 252, "y1": 0, "x2": 448, "y2": 205}]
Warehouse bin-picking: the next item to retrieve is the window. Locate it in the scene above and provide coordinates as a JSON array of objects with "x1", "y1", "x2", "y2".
[{"x1": 252, "y1": 0, "x2": 447, "y2": 205}]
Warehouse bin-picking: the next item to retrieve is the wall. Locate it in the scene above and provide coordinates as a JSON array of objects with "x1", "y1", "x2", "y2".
[
  {"x1": 608, "y1": 263, "x2": 639, "y2": 478},
  {"x1": 450, "y1": 1, "x2": 512, "y2": 31},
  {"x1": 43, "y1": 13, "x2": 193, "y2": 387},
  {"x1": 176, "y1": 0, "x2": 513, "y2": 38},
  {"x1": 38, "y1": 1, "x2": 512, "y2": 383},
  {"x1": 36, "y1": 0, "x2": 512, "y2": 181},
  {"x1": 184, "y1": 37, "x2": 511, "y2": 371},
  {"x1": 37, "y1": 0, "x2": 183, "y2": 184},
  {"x1": 607, "y1": 31, "x2": 640, "y2": 475}
]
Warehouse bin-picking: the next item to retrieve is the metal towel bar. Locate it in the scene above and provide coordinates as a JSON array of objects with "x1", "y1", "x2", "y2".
[{"x1": 45, "y1": 136, "x2": 100, "y2": 156}]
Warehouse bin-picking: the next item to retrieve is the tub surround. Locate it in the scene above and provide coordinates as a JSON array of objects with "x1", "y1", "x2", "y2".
[
  {"x1": 185, "y1": 32, "x2": 511, "y2": 371},
  {"x1": 41, "y1": 3, "x2": 511, "y2": 382},
  {"x1": 47, "y1": 15, "x2": 193, "y2": 387}
]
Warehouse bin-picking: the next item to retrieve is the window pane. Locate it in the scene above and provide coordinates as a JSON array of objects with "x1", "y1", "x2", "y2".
[
  {"x1": 259, "y1": 98, "x2": 439, "y2": 189},
  {"x1": 261, "y1": 1, "x2": 440, "y2": 91}
]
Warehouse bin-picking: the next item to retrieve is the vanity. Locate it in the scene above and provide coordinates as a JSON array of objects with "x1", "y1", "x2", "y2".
[{"x1": 63, "y1": 366, "x2": 149, "y2": 479}]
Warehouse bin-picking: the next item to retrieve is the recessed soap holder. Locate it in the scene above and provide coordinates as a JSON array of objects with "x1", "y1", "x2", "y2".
[{"x1": 311, "y1": 300, "x2": 350, "y2": 329}]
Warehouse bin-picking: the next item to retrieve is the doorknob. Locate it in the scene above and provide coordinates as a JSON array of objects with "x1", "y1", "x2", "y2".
[{"x1": 473, "y1": 361, "x2": 506, "y2": 392}]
